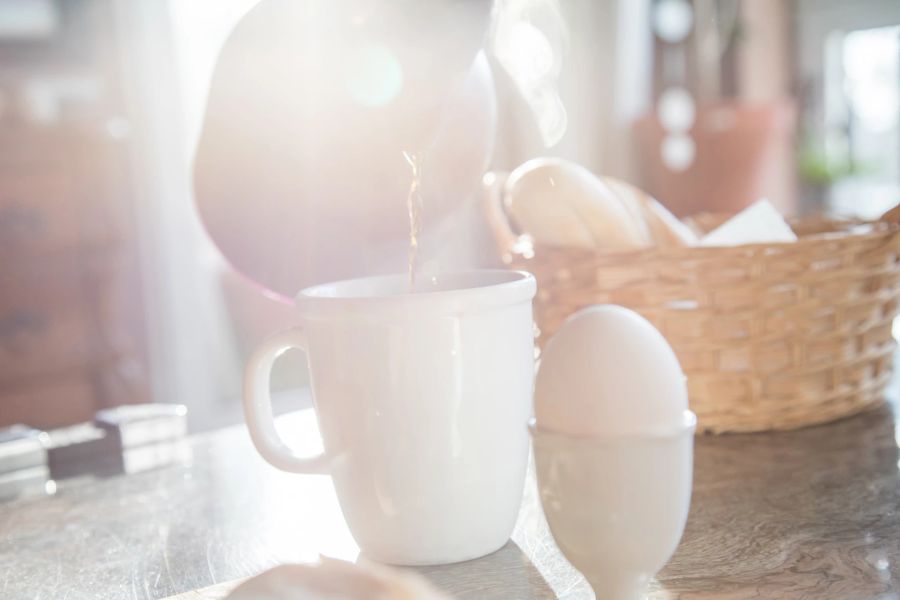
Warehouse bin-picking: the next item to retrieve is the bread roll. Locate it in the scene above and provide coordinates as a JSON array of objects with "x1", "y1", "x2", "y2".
[
  {"x1": 503, "y1": 158, "x2": 652, "y2": 250},
  {"x1": 503, "y1": 158, "x2": 696, "y2": 250},
  {"x1": 227, "y1": 558, "x2": 451, "y2": 600},
  {"x1": 600, "y1": 176, "x2": 698, "y2": 247}
]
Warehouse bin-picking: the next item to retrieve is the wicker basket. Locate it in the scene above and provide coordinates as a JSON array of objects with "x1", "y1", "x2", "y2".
[{"x1": 486, "y1": 187, "x2": 900, "y2": 433}]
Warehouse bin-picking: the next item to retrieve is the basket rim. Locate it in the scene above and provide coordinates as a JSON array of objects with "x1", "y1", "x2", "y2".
[{"x1": 508, "y1": 219, "x2": 900, "y2": 261}]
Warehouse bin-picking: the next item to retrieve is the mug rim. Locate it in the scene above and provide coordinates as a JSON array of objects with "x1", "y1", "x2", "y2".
[{"x1": 295, "y1": 269, "x2": 536, "y2": 316}]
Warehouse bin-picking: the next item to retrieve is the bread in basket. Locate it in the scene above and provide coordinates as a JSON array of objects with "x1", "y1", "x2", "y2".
[{"x1": 484, "y1": 168, "x2": 900, "y2": 433}]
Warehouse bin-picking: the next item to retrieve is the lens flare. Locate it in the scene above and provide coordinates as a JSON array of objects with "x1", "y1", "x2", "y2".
[{"x1": 344, "y1": 43, "x2": 404, "y2": 107}]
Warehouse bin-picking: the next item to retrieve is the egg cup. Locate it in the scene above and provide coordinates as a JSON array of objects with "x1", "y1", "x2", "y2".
[{"x1": 530, "y1": 411, "x2": 696, "y2": 600}]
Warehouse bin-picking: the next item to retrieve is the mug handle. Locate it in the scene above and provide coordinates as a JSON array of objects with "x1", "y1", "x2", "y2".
[{"x1": 243, "y1": 328, "x2": 331, "y2": 474}]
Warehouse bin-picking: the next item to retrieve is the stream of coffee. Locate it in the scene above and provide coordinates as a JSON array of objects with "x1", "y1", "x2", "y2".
[{"x1": 403, "y1": 150, "x2": 424, "y2": 289}]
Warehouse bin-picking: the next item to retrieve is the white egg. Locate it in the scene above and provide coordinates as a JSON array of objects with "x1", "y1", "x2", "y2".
[{"x1": 534, "y1": 305, "x2": 688, "y2": 436}]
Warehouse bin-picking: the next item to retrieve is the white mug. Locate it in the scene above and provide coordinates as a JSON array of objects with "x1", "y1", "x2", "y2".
[{"x1": 243, "y1": 270, "x2": 537, "y2": 565}]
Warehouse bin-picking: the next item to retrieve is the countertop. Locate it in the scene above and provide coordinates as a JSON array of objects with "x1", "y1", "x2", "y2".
[{"x1": 2, "y1": 397, "x2": 900, "y2": 599}]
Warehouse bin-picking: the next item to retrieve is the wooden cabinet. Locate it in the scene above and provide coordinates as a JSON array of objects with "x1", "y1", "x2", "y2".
[
  {"x1": 0, "y1": 256, "x2": 94, "y2": 383},
  {"x1": 0, "y1": 374, "x2": 97, "y2": 431},
  {"x1": 0, "y1": 0, "x2": 152, "y2": 429},
  {"x1": 0, "y1": 126, "x2": 150, "y2": 429},
  {"x1": 0, "y1": 170, "x2": 81, "y2": 253}
]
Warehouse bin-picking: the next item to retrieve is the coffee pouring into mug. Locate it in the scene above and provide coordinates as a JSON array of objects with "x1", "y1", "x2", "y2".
[{"x1": 193, "y1": 0, "x2": 567, "y2": 567}]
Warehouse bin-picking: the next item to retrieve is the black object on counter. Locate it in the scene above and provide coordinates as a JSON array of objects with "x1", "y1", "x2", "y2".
[
  {"x1": 1, "y1": 404, "x2": 190, "y2": 499},
  {"x1": 46, "y1": 423, "x2": 119, "y2": 479},
  {"x1": 46, "y1": 403, "x2": 190, "y2": 480}
]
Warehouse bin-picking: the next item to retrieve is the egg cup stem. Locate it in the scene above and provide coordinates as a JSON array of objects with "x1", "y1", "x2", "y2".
[{"x1": 586, "y1": 572, "x2": 648, "y2": 600}]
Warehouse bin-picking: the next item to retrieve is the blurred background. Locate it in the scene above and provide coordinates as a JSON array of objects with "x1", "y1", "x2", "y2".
[{"x1": 0, "y1": 0, "x2": 897, "y2": 433}]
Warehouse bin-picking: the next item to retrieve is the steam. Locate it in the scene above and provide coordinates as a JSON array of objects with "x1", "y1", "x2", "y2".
[{"x1": 491, "y1": 0, "x2": 568, "y2": 148}]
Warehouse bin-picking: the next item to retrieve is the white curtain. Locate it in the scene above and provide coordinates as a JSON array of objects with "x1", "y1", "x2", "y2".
[
  {"x1": 111, "y1": 0, "x2": 244, "y2": 427},
  {"x1": 167, "y1": 0, "x2": 262, "y2": 158}
]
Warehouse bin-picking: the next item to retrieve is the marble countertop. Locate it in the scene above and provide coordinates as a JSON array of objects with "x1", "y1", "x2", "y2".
[{"x1": 2, "y1": 398, "x2": 899, "y2": 599}]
